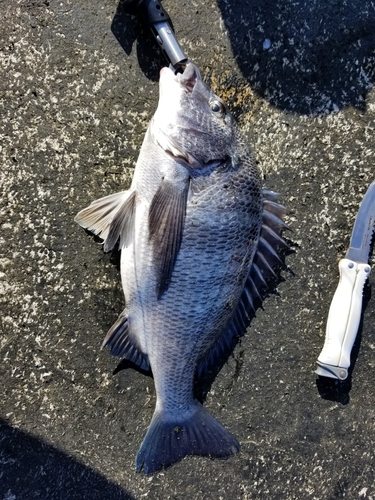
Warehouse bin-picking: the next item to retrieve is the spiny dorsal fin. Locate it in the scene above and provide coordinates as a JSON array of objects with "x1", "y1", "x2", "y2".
[
  {"x1": 240, "y1": 188, "x2": 290, "y2": 307},
  {"x1": 196, "y1": 188, "x2": 289, "y2": 382},
  {"x1": 148, "y1": 179, "x2": 189, "y2": 299}
]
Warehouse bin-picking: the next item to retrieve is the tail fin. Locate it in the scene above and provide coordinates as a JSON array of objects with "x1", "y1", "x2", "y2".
[{"x1": 135, "y1": 402, "x2": 240, "y2": 474}]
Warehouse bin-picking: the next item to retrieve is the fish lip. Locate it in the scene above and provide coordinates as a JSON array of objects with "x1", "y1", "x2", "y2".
[
  {"x1": 161, "y1": 61, "x2": 201, "y2": 93},
  {"x1": 178, "y1": 62, "x2": 201, "y2": 92}
]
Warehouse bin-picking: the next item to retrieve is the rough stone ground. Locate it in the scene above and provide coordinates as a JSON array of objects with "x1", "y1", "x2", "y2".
[{"x1": 1, "y1": 0, "x2": 375, "y2": 498}]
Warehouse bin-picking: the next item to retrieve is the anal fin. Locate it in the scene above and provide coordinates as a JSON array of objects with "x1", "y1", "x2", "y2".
[{"x1": 101, "y1": 311, "x2": 149, "y2": 371}]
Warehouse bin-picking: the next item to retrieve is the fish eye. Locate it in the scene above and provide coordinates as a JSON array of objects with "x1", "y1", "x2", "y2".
[{"x1": 210, "y1": 100, "x2": 224, "y2": 113}]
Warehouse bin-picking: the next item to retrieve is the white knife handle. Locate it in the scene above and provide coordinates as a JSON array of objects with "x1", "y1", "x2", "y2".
[{"x1": 316, "y1": 258, "x2": 371, "y2": 380}]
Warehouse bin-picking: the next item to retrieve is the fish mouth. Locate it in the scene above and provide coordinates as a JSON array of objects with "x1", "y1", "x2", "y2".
[
  {"x1": 160, "y1": 61, "x2": 201, "y2": 93},
  {"x1": 177, "y1": 62, "x2": 201, "y2": 92}
]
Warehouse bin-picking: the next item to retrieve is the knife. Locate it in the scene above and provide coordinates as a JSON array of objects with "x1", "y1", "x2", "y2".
[{"x1": 316, "y1": 180, "x2": 375, "y2": 380}]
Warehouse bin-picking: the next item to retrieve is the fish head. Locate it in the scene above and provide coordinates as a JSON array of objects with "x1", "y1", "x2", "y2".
[{"x1": 152, "y1": 61, "x2": 235, "y2": 171}]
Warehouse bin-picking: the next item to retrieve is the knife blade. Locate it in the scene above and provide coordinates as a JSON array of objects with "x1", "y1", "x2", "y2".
[{"x1": 316, "y1": 180, "x2": 375, "y2": 380}]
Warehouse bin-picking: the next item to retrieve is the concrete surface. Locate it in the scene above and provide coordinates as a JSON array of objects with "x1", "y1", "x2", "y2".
[{"x1": 1, "y1": 0, "x2": 375, "y2": 498}]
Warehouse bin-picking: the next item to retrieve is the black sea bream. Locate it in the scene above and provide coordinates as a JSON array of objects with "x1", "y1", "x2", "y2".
[{"x1": 75, "y1": 62, "x2": 288, "y2": 474}]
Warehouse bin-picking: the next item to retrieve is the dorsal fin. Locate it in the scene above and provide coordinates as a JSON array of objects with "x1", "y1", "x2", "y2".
[{"x1": 196, "y1": 188, "x2": 289, "y2": 382}]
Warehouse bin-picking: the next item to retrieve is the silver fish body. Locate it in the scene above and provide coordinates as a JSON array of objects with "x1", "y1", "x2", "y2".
[{"x1": 75, "y1": 62, "x2": 287, "y2": 474}]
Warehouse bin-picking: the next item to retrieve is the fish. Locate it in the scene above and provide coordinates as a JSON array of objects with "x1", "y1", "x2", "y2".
[{"x1": 74, "y1": 61, "x2": 288, "y2": 474}]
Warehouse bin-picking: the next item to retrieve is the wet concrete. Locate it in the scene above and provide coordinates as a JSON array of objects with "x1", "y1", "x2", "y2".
[{"x1": 1, "y1": 0, "x2": 375, "y2": 498}]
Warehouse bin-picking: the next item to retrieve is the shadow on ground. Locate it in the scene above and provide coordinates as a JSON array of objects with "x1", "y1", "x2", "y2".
[
  {"x1": 110, "y1": 0, "x2": 375, "y2": 114},
  {"x1": 216, "y1": 0, "x2": 375, "y2": 114},
  {"x1": 0, "y1": 420, "x2": 135, "y2": 500}
]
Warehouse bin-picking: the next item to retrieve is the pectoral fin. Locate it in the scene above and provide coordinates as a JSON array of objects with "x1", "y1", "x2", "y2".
[
  {"x1": 148, "y1": 179, "x2": 189, "y2": 299},
  {"x1": 75, "y1": 190, "x2": 136, "y2": 252}
]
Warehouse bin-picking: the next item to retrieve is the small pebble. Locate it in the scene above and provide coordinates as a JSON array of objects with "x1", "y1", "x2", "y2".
[{"x1": 263, "y1": 38, "x2": 271, "y2": 50}]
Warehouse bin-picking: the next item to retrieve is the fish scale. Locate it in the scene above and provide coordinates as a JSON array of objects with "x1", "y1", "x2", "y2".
[{"x1": 75, "y1": 61, "x2": 288, "y2": 474}]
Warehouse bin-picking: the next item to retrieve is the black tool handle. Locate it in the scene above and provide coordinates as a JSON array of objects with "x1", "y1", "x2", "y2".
[
  {"x1": 123, "y1": 0, "x2": 187, "y2": 69},
  {"x1": 123, "y1": 0, "x2": 170, "y2": 24}
]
